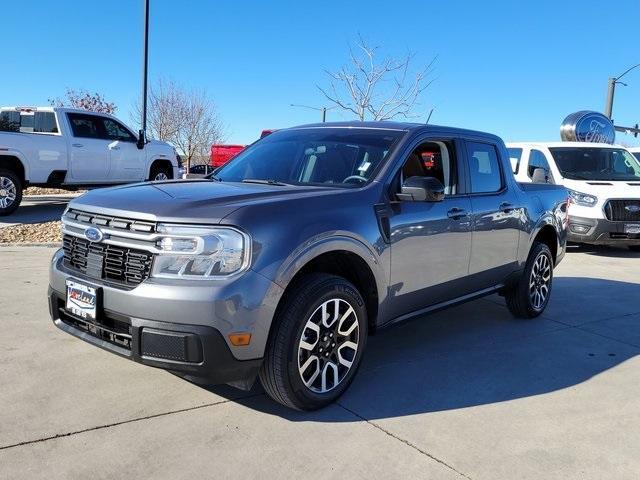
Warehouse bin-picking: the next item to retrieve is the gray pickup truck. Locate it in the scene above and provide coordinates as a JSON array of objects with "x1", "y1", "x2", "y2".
[{"x1": 49, "y1": 122, "x2": 568, "y2": 410}]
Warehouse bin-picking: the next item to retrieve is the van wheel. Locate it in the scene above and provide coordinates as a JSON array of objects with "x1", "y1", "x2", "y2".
[
  {"x1": 259, "y1": 273, "x2": 368, "y2": 411},
  {"x1": 0, "y1": 169, "x2": 22, "y2": 216},
  {"x1": 505, "y1": 242, "x2": 554, "y2": 318},
  {"x1": 149, "y1": 164, "x2": 172, "y2": 181}
]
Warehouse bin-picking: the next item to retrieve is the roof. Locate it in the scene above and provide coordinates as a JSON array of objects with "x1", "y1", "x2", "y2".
[
  {"x1": 285, "y1": 121, "x2": 501, "y2": 140},
  {"x1": 506, "y1": 141, "x2": 625, "y2": 149},
  {"x1": 0, "y1": 106, "x2": 118, "y2": 117}
]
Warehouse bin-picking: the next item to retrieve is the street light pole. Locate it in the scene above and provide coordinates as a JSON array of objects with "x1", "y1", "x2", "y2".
[
  {"x1": 140, "y1": 0, "x2": 150, "y2": 145},
  {"x1": 604, "y1": 63, "x2": 640, "y2": 120},
  {"x1": 604, "y1": 77, "x2": 616, "y2": 119},
  {"x1": 290, "y1": 104, "x2": 333, "y2": 122}
]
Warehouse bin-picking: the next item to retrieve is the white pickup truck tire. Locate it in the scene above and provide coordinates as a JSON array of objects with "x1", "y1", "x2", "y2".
[
  {"x1": 149, "y1": 163, "x2": 173, "y2": 181},
  {"x1": 0, "y1": 169, "x2": 22, "y2": 216}
]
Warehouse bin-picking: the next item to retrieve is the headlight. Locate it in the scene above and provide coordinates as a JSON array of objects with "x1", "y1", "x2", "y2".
[
  {"x1": 567, "y1": 189, "x2": 598, "y2": 207},
  {"x1": 151, "y1": 224, "x2": 250, "y2": 279}
]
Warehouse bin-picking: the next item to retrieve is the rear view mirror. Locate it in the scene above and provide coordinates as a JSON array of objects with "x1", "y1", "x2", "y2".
[
  {"x1": 397, "y1": 176, "x2": 445, "y2": 202},
  {"x1": 137, "y1": 130, "x2": 145, "y2": 150}
]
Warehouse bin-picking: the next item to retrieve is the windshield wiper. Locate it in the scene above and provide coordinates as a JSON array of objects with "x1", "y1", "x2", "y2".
[{"x1": 241, "y1": 178, "x2": 293, "y2": 186}]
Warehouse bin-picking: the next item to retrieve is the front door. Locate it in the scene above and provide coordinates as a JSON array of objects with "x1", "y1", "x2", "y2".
[
  {"x1": 102, "y1": 117, "x2": 144, "y2": 181},
  {"x1": 66, "y1": 113, "x2": 110, "y2": 182},
  {"x1": 387, "y1": 139, "x2": 473, "y2": 319}
]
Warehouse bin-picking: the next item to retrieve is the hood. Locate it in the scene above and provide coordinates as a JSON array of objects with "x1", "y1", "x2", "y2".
[
  {"x1": 562, "y1": 178, "x2": 640, "y2": 199},
  {"x1": 69, "y1": 179, "x2": 336, "y2": 224}
]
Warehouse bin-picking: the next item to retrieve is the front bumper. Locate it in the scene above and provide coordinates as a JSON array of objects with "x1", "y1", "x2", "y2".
[
  {"x1": 48, "y1": 249, "x2": 283, "y2": 388},
  {"x1": 568, "y1": 215, "x2": 640, "y2": 246}
]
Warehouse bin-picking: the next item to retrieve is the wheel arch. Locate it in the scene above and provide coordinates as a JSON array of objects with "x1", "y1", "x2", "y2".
[
  {"x1": 272, "y1": 237, "x2": 385, "y2": 333},
  {"x1": 0, "y1": 154, "x2": 28, "y2": 184},
  {"x1": 532, "y1": 222, "x2": 558, "y2": 264},
  {"x1": 148, "y1": 158, "x2": 173, "y2": 179}
]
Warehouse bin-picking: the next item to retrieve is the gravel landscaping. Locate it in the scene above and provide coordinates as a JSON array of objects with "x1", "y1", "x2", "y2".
[{"x1": 0, "y1": 221, "x2": 62, "y2": 244}]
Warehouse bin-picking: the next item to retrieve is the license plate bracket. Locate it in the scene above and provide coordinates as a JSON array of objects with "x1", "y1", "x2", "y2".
[
  {"x1": 66, "y1": 280, "x2": 98, "y2": 321},
  {"x1": 624, "y1": 223, "x2": 640, "y2": 235}
]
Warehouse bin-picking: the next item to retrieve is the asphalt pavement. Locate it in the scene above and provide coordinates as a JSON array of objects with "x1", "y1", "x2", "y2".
[
  {"x1": 0, "y1": 246, "x2": 639, "y2": 479},
  {"x1": 0, "y1": 194, "x2": 78, "y2": 229}
]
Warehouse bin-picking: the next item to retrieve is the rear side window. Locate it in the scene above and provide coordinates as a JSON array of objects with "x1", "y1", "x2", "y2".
[
  {"x1": 466, "y1": 142, "x2": 503, "y2": 193},
  {"x1": 68, "y1": 113, "x2": 103, "y2": 139},
  {"x1": 528, "y1": 149, "x2": 551, "y2": 179},
  {"x1": 0, "y1": 111, "x2": 58, "y2": 133}
]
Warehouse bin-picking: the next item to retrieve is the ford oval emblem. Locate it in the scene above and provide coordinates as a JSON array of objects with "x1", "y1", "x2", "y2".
[
  {"x1": 84, "y1": 227, "x2": 104, "y2": 243},
  {"x1": 625, "y1": 204, "x2": 640, "y2": 213},
  {"x1": 560, "y1": 111, "x2": 616, "y2": 144}
]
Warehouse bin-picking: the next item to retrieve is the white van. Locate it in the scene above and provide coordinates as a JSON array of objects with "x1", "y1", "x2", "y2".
[{"x1": 507, "y1": 142, "x2": 640, "y2": 251}]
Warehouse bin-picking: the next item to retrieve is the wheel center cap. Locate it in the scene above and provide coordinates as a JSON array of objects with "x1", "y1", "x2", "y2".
[{"x1": 0, "y1": 189, "x2": 6, "y2": 197}]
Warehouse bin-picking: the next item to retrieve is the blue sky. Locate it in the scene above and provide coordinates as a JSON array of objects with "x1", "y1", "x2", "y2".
[{"x1": 3, "y1": 0, "x2": 640, "y2": 145}]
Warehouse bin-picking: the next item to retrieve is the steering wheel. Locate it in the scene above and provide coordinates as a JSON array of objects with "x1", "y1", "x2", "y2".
[{"x1": 343, "y1": 175, "x2": 367, "y2": 184}]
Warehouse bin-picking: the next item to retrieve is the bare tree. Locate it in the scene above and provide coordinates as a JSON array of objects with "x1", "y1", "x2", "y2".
[
  {"x1": 49, "y1": 88, "x2": 117, "y2": 114},
  {"x1": 318, "y1": 36, "x2": 436, "y2": 121},
  {"x1": 135, "y1": 78, "x2": 225, "y2": 170}
]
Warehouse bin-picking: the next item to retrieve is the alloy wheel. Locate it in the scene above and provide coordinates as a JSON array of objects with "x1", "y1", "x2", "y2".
[
  {"x1": 154, "y1": 172, "x2": 169, "y2": 181},
  {"x1": 297, "y1": 298, "x2": 360, "y2": 393},
  {"x1": 529, "y1": 252, "x2": 551, "y2": 310},
  {"x1": 0, "y1": 176, "x2": 17, "y2": 209}
]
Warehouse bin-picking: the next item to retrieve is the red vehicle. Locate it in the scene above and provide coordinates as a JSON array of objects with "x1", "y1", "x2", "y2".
[{"x1": 210, "y1": 144, "x2": 245, "y2": 168}]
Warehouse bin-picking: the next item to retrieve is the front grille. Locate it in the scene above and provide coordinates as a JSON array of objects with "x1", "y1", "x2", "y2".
[
  {"x1": 604, "y1": 200, "x2": 640, "y2": 221},
  {"x1": 63, "y1": 234, "x2": 154, "y2": 287},
  {"x1": 65, "y1": 208, "x2": 156, "y2": 233}
]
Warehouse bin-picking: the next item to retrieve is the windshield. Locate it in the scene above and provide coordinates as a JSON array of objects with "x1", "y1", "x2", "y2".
[
  {"x1": 214, "y1": 128, "x2": 404, "y2": 187},
  {"x1": 549, "y1": 147, "x2": 640, "y2": 181}
]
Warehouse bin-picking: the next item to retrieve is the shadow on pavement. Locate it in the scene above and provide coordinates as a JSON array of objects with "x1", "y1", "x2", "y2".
[
  {"x1": 567, "y1": 243, "x2": 640, "y2": 258},
  {"x1": 199, "y1": 277, "x2": 639, "y2": 421}
]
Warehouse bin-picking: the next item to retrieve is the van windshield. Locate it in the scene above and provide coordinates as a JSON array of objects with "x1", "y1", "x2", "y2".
[
  {"x1": 549, "y1": 147, "x2": 640, "y2": 181},
  {"x1": 214, "y1": 128, "x2": 404, "y2": 187}
]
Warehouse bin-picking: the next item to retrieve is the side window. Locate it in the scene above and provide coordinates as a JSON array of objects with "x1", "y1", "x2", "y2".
[
  {"x1": 399, "y1": 140, "x2": 457, "y2": 195},
  {"x1": 527, "y1": 150, "x2": 551, "y2": 179},
  {"x1": 466, "y1": 142, "x2": 502, "y2": 193},
  {"x1": 68, "y1": 113, "x2": 103, "y2": 139},
  {"x1": 102, "y1": 118, "x2": 136, "y2": 142},
  {"x1": 33, "y1": 112, "x2": 58, "y2": 133},
  {"x1": 507, "y1": 147, "x2": 523, "y2": 174}
]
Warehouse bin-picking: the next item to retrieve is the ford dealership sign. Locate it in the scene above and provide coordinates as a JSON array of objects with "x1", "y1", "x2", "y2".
[{"x1": 560, "y1": 111, "x2": 615, "y2": 144}]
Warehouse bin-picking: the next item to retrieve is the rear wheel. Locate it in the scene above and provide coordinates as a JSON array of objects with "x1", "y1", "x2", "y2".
[
  {"x1": 0, "y1": 169, "x2": 22, "y2": 216},
  {"x1": 149, "y1": 164, "x2": 172, "y2": 181},
  {"x1": 505, "y1": 242, "x2": 554, "y2": 318},
  {"x1": 259, "y1": 273, "x2": 368, "y2": 410}
]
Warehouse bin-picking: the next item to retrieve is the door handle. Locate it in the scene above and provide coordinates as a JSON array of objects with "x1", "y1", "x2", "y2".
[
  {"x1": 447, "y1": 208, "x2": 469, "y2": 220},
  {"x1": 110, "y1": 146, "x2": 121, "y2": 150},
  {"x1": 499, "y1": 202, "x2": 516, "y2": 212},
  {"x1": 72, "y1": 143, "x2": 83, "y2": 148}
]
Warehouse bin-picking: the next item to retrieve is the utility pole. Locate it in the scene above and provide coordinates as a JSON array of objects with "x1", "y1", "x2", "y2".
[
  {"x1": 140, "y1": 0, "x2": 150, "y2": 145},
  {"x1": 290, "y1": 104, "x2": 334, "y2": 123},
  {"x1": 603, "y1": 63, "x2": 640, "y2": 120},
  {"x1": 604, "y1": 77, "x2": 616, "y2": 119},
  {"x1": 321, "y1": 107, "x2": 327, "y2": 123}
]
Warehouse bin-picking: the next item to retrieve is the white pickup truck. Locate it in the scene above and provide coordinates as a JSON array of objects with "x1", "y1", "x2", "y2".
[
  {"x1": 507, "y1": 141, "x2": 640, "y2": 251},
  {"x1": 0, "y1": 106, "x2": 182, "y2": 215}
]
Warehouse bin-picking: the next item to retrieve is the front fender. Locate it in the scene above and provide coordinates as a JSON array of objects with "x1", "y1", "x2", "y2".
[{"x1": 271, "y1": 232, "x2": 388, "y2": 307}]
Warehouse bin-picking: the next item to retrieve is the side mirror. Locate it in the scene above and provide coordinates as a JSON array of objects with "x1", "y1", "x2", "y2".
[
  {"x1": 532, "y1": 167, "x2": 550, "y2": 184},
  {"x1": 397, "y1": 176, "x2": 445, "y2": 202},
  {"x1": 136, "y1": 130, "x2": 145, "y2": 150}
]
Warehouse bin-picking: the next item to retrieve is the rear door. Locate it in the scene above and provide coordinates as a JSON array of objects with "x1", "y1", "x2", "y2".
[
  {"x1": 66, "y1": 113, "x2": 110, "y2": 182},
  {"x1": 464, "y1": 141, "x2": 520, "y2": 284}
]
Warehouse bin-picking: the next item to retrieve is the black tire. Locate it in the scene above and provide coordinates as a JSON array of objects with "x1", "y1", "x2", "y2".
[
  {"x1": 0, "y1": 169, "x2": 23, "y2": 216},
  {"x1": 505, "y1": 242, "x2": 554, "y2": 318},
  {"x1": 259, "y1": 273, "x2": 368, "y2": 411},
  {"x1": 629, "y1": 245, "x2": 640, "y2": 253},
  {"x1": 149, "y1": 164, "x2": 172, "y2": 181}
]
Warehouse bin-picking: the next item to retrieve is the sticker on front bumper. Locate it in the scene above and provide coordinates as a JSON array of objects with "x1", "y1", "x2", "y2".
[{"x1": 66, "y1": 280, "x2": 97, "y2": 321}]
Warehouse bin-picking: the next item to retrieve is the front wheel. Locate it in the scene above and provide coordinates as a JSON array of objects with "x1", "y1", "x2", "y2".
[
  {"x1": 0, "y1": 169, "x2": 23, "y2": 216},
  {"x1": 505, "y1": 242, "x2": 554, "y2": 318},
  {"x1": 259, "y1": 273, "x2": 368, "y2": 410},
  {"x1": 149, "y1": 165, "x2": 172, "y2": 181}
]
